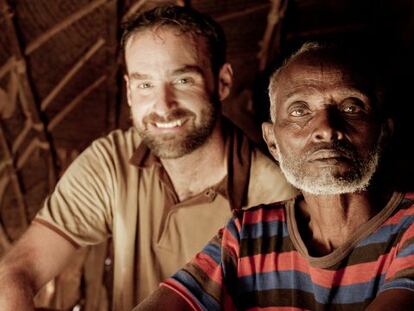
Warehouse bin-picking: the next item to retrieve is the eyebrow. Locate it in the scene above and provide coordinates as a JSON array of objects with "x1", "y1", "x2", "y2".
[
  {"x1": 128, "y1": 72, "x2": 151, "y2": 80},
  {"x1": 128, "y1": 65, "x2": 204, "y2": 81},
  {"x1": 171, "y1": 65, "x2": 204, "y2": 77}
]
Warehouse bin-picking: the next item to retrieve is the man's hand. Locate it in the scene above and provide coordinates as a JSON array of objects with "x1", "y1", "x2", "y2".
[
  {"x1": 0, "y1": 222, "x2": 77, "y2": 310},
  {"x1": 367, "y1": 288, "x2": 414, "y2": 310}
]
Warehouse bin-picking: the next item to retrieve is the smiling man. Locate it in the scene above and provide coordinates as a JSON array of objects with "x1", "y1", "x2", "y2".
[
  {"x1": 134, "y1": 42, "x2": 414, "y2": 311},
  {"x1": 0, "y1": 5, "x2": 295, "y2": 311}
]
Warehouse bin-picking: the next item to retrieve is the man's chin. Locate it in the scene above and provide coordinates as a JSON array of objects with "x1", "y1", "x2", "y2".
[
  {"x1": 288, "y1": 173, "x2": 371, "y2": 195},
  {"x1": 144, "y1": 140, "x2": 188, "y2": 159}
]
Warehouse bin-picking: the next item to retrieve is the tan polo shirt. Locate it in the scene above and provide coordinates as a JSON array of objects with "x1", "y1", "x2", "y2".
[{"x1": 35, "y1": 121, "x2": 296, "y2": 310}]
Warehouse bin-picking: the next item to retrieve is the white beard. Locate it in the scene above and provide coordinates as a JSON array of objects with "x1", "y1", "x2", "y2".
[{"x1": 276, "y1": 128, "x2": 385, "y2": 195}]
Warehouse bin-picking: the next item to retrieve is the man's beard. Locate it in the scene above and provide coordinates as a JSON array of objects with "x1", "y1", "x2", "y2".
[
  {"x1": 276, "y1": 129, "x2": 386, "y2": 195},
  {"x1": 135, "y1": 103, "x2": 218, "y2": 159}
]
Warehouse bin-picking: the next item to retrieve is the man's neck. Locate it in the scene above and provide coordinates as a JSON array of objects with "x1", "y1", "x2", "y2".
[
  {"x1": 161, "y1": 122, "x2": 227, "y2": 202},
  {"x1": 297, "y1": 189, "x2": 390, "y2": 256}
]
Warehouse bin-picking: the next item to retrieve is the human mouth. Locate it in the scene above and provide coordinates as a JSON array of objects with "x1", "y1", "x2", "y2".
[
  {"x1": 308, "y1": 149, "x2": 351, "y2": 162},
  {"x1": 154, "y1": 119, "x2": 184, "y2": 129}
]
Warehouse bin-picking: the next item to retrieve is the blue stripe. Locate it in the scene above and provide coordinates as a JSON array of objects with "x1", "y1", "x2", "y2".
[
  {"x1": 380, "y1": 277, "x2": 414, "y2": 292},
  {"x1": 240, "y1": 220, "x2": 288, "y2": 240},
  {"x1": 226, "y1": 218, "x2": 240, "y2": 243},
  {"x1": 201, "y1": 241, "x2": 222, "y2": 265},
  {"x1": 397, "y1": 238, "x2": 414, "y2": 258},
  {"x1": 358, "y1": 214, "x2": 414, "y2": 246},
  {"x1": 237, "y1": 270, "x2": 386, "y2": 304},
  {"x1": 172, "y1": 270, "x2": 220, "y2": 311}
]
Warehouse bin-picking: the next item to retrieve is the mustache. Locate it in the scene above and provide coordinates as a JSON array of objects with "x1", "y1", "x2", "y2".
[
  {"x1": 143, "y1": 108, "x2": 195, "y2": 123},
  {"x1": 305, "y1": 141, "x2": 357, "y2": 159}
]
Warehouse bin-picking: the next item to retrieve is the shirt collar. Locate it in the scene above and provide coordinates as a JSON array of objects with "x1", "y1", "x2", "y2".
[{"x1": 128, "y1": 118, "x2": 251, "y2": 210}]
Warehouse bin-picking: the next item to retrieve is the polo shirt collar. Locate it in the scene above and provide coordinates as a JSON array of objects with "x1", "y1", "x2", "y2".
[{"x1": 128, "y1": 118, "x2": 251, "y2": 210}]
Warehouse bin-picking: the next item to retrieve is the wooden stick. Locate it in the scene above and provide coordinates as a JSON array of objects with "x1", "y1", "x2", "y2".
[
  {"x1": 41, "y1": 38, "x2": 105, "y2": 111},
  {"x1": 0, "y1": 57, "x2": 15, "y2": 79},
  {"x1": 0, "y1": 0, "x2": 58, "y2": 193},
  {"x1": 11, "y1": 120, "x2": 32, "y2": 153},
  {"x1": 122, "y1": 0, "x2": 147, "y2": 21},
  {"x1": 257, "y1": 0, "x2": 287, "y2": 71},
  {"x1": 25, "y1": 0, "x2": 108, "y2": 55},
  {"x1": 16, "y1": 138, "x2": 50, "y2": 171},
  {"x1": 0, "y1": 159, "x2": 12, "y2": 176},
  {"x1": 215, "y1": 3, "x2": 269, "y2": 22},
  {"x1": 0, "y1": 123, "x2": 29, "y2": 228},
  {"x1": 48, "y1": 75, "x2": 107, "y2": 131}
]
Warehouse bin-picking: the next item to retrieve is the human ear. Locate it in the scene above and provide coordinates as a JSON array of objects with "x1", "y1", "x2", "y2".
[
  {"x1": 262, "y1": 122, "x2": 279, "y2": 161},
  {"x1": 124, "y1": 74, "x2": 132, "y2": 107},
  {"x1": 384, "y1": 118, "x2": 394, "y2": 138},
  {"x1": 380, "y1": 117, "x2": 395, "y2": 147},
  {"x1": 218, "y1": 63, "x2": 233, "y2": 101}
]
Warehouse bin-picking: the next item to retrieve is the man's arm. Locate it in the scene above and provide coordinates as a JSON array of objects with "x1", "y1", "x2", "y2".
[
  {"x1": 0, "y1": 222, "x2": 77, "y2": 310},
  {"x1": 367, "y1": 288, "x2": 414, "y2": 310},
  {"x1": 133, "y1": 286, "x2": 194, "y2": 311}
]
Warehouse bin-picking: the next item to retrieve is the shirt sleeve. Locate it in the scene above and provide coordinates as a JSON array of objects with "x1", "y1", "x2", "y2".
[
  {"x1": 34, "y1": 137, "x2": 115, "y2": 246},
  {"x1": 380, "y1": 210, "x2": 414, "y2": 292},
  {"x1": 161, "y1": 217, "x2": 241, "y2": 311}
]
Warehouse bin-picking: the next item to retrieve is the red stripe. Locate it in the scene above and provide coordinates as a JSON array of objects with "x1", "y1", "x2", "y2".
[
  {"x1": 238, "y1": 249, "x2": 398, "y2": 287},
  {"x1": 386, "y1": 254, "x2": 414, "y2": 280},
  {"x1": 243, "y1": 207, "x2": 286, "y2": 225},
  {"x1": 192, "y1": 252, "x2": 222, "y2": 284},
  {"x1": 397, "y1": 224, "x2": 414, "y2": 247},
  {"x1": 238, "y1": 250, "x2": 307, "y2": 277},
  {"x1": 404, "y1": 193, "x2": 414, "y2": 199},
  {"x1": 223, "y1": 228, "x2": 240, "y2": 258},
  {"x1": 384, "y1": 206, "x2": 414, "y2": 225}
]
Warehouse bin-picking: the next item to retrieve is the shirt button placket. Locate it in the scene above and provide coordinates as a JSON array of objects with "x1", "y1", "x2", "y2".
[{"x1": 205, "y1": 189, "x2": 217, "y2": 201}]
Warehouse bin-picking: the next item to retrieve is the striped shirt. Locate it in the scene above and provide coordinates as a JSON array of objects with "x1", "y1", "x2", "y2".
[{"x1": 163, "y1": 192, "x2": 414, "y2": 310}]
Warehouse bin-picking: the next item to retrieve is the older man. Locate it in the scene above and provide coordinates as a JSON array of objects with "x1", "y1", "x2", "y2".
[
  {"x1": 135, "y1": 42, "x2": 414, "y2": 310},
  {"x1": 0, "y1": 6, "x2": 294, "y2": 311}
]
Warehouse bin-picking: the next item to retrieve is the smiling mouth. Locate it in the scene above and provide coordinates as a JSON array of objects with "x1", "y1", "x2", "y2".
[{"x1": 153, "y1": 118, "x2": 187, "y2": 129}]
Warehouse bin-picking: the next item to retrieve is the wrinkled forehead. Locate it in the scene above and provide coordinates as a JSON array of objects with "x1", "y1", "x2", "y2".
[{"x1": 273, "y1": 54, "x2": 376, "y2": 99}]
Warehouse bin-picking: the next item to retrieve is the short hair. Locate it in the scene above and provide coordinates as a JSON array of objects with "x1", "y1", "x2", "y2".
[
  {"x1": 121, "y1": 5, "x2": 226, "y2": 75},
  {"x1": 268, "y1": 42, "x2": 386, "y2": 122}
]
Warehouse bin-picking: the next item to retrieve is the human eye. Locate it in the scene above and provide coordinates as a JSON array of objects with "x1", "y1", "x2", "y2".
[
  {"x1": 174, "y1": 77, "x2": 195, "y2": 85},
  {"x1": 340, "y1": 98, "x2": 364, "y2": 114},
  {"x1": 137, "y1": 81, "x2": 153, "y2": 89},
  {"x1": 288, "y1": 101, "x2": 311, "y2": 117}
]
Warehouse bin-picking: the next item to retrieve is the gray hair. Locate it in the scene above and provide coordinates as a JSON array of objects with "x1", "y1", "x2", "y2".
[
  {"x1": 268, "y1": 42, "x2": 386, "y2": 123},
  {"x1": 268, "y1": 42, "x2": 321, "y2": 122}
]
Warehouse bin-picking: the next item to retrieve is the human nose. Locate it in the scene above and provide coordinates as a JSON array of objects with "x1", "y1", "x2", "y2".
[
  {"x1": 311, "y1": 109, "x2": 344, "y2": 142},
  {"x1": 153, "y1": 84, "x2": 177, "y2": 115}
]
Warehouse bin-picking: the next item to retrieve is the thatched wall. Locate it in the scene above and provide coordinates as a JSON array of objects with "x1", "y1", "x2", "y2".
[{"x1": 1, "y1": 0, "x2": 413, "y2": 309}]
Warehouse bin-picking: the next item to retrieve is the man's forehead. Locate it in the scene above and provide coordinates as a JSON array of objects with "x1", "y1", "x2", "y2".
[
  {"x1": 276, "y1": 57, "x2": 372, "y2": 93},
  {"x1": 124, "y1": 26, "x2": 211, "y2": 70}
]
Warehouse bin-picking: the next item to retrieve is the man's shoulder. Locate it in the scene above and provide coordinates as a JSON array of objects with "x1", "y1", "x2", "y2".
[
  {"x1": 69, "y1": 127, "x2": 143, "y2": 171},
  {"x1": 238, "y1": 199, "x2": 292, "y2": 222},
  {"x1": 395, "y1": 192, "x2": 414, "y2": 220},
  {"x1": 247, "y1": 147, "x2": 297, "y2": 206},
  {"x1": 90, "y1": 127, "x2": 142, "y2": 150}
]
